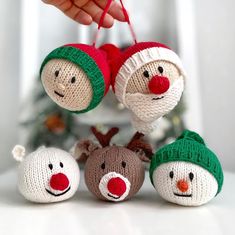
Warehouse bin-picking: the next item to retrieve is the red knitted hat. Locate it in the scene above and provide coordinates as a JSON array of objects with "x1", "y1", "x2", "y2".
[{"x1": 101, "y1": 42, "x2": 186, "y2": 105}]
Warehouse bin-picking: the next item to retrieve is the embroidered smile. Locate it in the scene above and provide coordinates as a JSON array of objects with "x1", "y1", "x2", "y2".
[
  {"x1": 152, "y1": 96, "x2": 164, "y2": 100},
  {"x1": 46, "y1": 186, "x2": 71, "y2": 197},
  {"x1": 108, "y1": 193, "x2": 121, "y2": 199},
  {"x1": 174, "y1": 192, "x2": 192, "y2": 197},
  {"x1": 54, "y1": 90, "x2": 64, "y2": 98}
]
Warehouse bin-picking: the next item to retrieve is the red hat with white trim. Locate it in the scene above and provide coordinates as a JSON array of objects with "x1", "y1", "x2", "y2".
[{"x1": 102, "y1": 42, "x2": 186, "y2": 105}]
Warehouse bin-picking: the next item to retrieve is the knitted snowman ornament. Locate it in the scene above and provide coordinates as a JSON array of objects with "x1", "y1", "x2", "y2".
[
  {"x1": 149, "y1": 130, "x2": 223, "y2": 206},
  {"x1": 40, "y1": 44, "x2": 110, "y2": 113},
  {"x1": 105, "y1": 42, "x2": 186, "y2": 134},
  {"x1": 12, "y1": 145, "x2": 80, "y2": 203}
]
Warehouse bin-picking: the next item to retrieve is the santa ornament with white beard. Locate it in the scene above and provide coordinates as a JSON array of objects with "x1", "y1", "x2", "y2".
[{"x1": 103, "y1": 42, "x2": 186, "y2": 134}]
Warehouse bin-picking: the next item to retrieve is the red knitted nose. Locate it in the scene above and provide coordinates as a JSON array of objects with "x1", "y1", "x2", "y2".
[
  {"x1": 148, "y1": 75, "x2": 170, "y2": 94},
  {"x1": 107, "y1": 177, "x2": 126, "y2": 196},
  {"x1": 50, "y1": 173, "x2": 69, "y2": 191},
  {"x1": 177, "y1": 180, "x2": 189, "y2": 192}
]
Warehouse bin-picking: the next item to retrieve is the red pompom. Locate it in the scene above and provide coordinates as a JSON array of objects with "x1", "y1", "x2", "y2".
[
  {"x1": 50, "y1": 173, "x2": 69, "y2": 191},
  {"x1": 99, "y1": 44, "x2": 121, "y2": 63},
  {"x1": 107, "y1": 177, "x2": 126, "y2": 196},
  {"x1": 99, "y1": 44, "x2": 121, "y2": 87},
  {"x1": 148, "y1": 75, "x2": 170, "y2": 95}
]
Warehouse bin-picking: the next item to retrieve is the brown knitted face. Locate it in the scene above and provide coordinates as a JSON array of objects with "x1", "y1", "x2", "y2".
[
  {"x1": 84, "y1": 146, "x2": 145, "y2": 202},
  {"x1": 126, "y1": 61, "x2": 180, "y2": 94},
  {"x1": 41, "y1": 59, "x2": 93, "y2": 111}
]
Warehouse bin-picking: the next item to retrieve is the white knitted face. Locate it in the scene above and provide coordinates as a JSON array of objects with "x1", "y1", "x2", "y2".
[
  {"x1": 18, "y1": 147, "x2": 80, "y2": 203},
  {"x1": 98, "y1": 172, "x2": 131, "y2": 202},
  {"x1": 125, "y1": 77, "x2": 184, "y2": 122},
  {"x1": 41, "y1": 59, "x2": 93, "y2": 111},
  {"x1": 152, "y1": 162, "x2": 218, "y2": 206},
  {"x1": 126, "y1": 61, "x2": 180, "y2": 94}
]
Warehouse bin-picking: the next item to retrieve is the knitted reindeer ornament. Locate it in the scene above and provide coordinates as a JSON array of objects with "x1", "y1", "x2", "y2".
[
  {"x1": 149, "y1": 130, "x2": 224, "y2": 206},
  {"x1": 40, "y1": 44, "x2": 110, "y2": 113},
  {"x1": 75, "y1": 127, "x2": 153, "y2": 202},
  {"x1": 12, "y1": 145, "x2": 80, "y2": 203}
]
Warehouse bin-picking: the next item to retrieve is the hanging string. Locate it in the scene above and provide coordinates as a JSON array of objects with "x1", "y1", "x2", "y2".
[
  {"x1": 92, "y1": 0, "x2": 137, "y2": 47},
  {"x1": 92, "y1": 0, "x2": 113, "y2": 47},
  {"x1": 119, "y1": 0, "x2": 137, "y2": 44}
]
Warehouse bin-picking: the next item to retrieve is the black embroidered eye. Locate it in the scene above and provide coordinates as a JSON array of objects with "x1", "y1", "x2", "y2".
[
  {"x1": 55, "y1": 70, "x2": 59, "y2": 77},
  {"x1": 71, "y1": 76, "x2": 76, "y2": 83},
  {"x1": 60, "y1": 162, "x2": 63, "y2": 168},
  {"x1": 121, "y1": 161, "x2": 126, "y2": 168},
  {"x1": 158, "y1": 66, "x2": 164, "y2": 74},
  {"x1": 48, "y1": 163, "x2": 53, "y2": 170},
  {"x1": 169, "y1": 171, "x2": 174, "y2": 179},
  {"x1": 143, "y1": 70, "x2": 150, "y2": 78},
  {"x1": 189, "y1": 172, "x2": 194, "y2": 181},
  {"x1": 101, "y1": 162, "x2": 105, "y2": 170}
]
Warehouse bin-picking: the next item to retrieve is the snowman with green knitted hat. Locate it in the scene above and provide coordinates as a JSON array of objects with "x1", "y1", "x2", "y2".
[{"x1": 149, "y1": 130, "x2": 223, "y2": 206}]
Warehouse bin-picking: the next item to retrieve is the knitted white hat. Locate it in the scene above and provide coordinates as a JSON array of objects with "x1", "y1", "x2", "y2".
[{"x1": 12, "y1": 145, "x2": 80, "y2": 203}]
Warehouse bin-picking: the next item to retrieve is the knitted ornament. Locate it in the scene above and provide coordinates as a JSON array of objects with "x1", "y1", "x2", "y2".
[
  {"x1": 40, "y1": 44, "x2": 110, "y2": 113},
  {"x1": 44, "y1": 113, "x2": 65, "y2": 134},
  {"x1": 149, "y1": 130, "x2": 223, "y2": 206},
  {"x1": 12, "y1": 145, "x2": 80, "y2": 203},
  {"x1": 102, "y1": 41, "x2": 186, "y2": 134},
  {"x1": 75, "y1": 127, "x2": 153, "y2": 202}
]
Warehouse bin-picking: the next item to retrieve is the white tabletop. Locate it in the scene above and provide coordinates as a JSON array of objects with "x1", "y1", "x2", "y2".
[{"x1": 0, "y1": 168, "x2": 234, "y2": 235}]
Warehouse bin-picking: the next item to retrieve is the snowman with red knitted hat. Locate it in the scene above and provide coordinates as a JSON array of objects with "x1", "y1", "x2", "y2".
[{"x1": 105, "y1": 42, "x2": 186, "y2": 134}]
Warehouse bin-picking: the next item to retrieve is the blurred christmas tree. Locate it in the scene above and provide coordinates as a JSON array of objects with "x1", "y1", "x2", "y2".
[
  {"x1": 21, "y1": 78, "x2": 79, "y2": 151},
  {"x1": 21, "y1": 77, "x2": 185, "y2": 153},
  {"x1": 148, "y1": 98, "x2": 186, "y2": 149}
]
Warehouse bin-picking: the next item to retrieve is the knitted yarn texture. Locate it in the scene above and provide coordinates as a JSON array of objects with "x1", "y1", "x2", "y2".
[
  {"x1": 12, "y1": 146, "x2": 80, "y2": 203},
  {"x1": 102, "y1": 42, "x2": 186, "y2": 134},
  {"x1": 79, "y1": 127, "x2": 152, "y2": 202},
  {"x1": 40, "y1": 44, "x2": 110, "y2": 114},
  {"x1": 127, "y1": 78, "x2": 184, "y2": 134},
  {"x1": 149, "y1": 130, "x2": 224, "y2": 206},
  {"x1": 84, "y1": 146, "x2": 145, "y2": 202}
]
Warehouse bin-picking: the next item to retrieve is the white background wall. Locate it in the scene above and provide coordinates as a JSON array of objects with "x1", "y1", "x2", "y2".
[
  {"x1": 0, "y1": 0, "x2": 21, "y2": 172},
  {"x1": 194, "y1": 0, "x2": 235, "y2": 171},
  {"x1": 0, "y1": 0, "x2": 235, "y2": 172}
]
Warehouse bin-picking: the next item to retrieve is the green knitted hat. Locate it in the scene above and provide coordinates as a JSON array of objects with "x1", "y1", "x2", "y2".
[
  {"x1": 40, "y1": 44, "x2": 110, "y2": 114},
  {"x1": 149, "y1": 130, "x2": 223, "y2": 194}
]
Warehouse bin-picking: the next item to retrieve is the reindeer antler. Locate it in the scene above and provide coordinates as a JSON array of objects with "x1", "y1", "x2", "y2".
[
  {"x1": 126, "y1": 132, "x2": 153, "y2": 162},
  {"x1": 126, "y1": 132, "x2": 145, "y2": 147},
  {"x1": 91, "y1": 127, "x2": 119, "y2": 147}
]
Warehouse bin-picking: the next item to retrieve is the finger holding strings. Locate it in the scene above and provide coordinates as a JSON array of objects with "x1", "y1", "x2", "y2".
[
  {"x1": 120, "y1": 0, "x2": 137, "y2": 44},
  {"x1": 76, "y1": 0, "x2": 115, "y2": 28},
  {"x1": 65, "y1": 4, "x2": 94, "y2": 25},
  {"x1": 43, "y1": 0, "x2": 126, "y2": 27},
  {"x1": 94, "y1": 0, "x2": 125, "y2": 22},
  {"x1": 43, "y1": 0, "x2": 93, "y2": 25}
]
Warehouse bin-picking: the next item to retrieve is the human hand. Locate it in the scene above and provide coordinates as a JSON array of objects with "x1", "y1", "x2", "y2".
[{"x1": 42, "y1": 0, "x2": 125, "y2": 28}]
